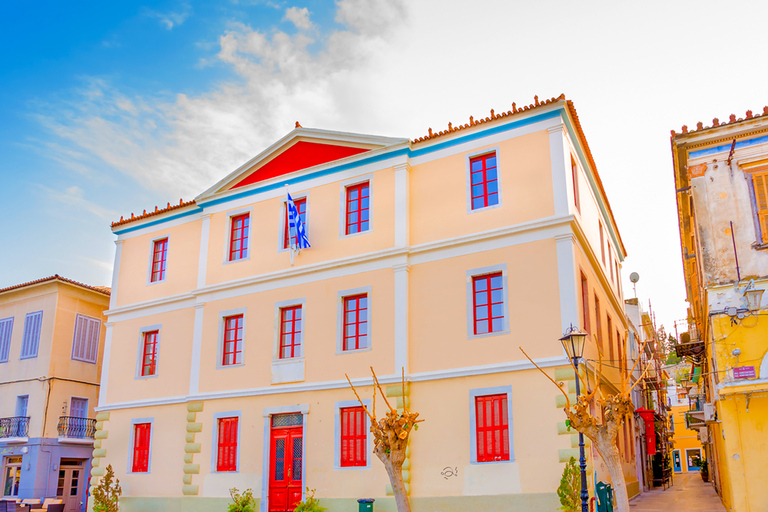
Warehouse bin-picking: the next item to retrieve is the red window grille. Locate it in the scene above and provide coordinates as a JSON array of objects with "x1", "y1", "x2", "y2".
[
  {"x1": 571, "y1": 157, "x2": 580, "y2": 212},
  {"x1": 340, "y1": 406, "x2": 366, "y2": 467},
  {"x1": 607, "y1": 316, "x2": 614, "y2": 363},
  {"x1": 594, "y1": 295, "x2": 602, "y2": 351},
  {"x1": 472, "y1": 273, "x2": 504, "y2": 335},
  {"x1": 217, "y1": 417, "x2": 238, "y2": 472},
  {"x1": 342, "y1": 294, "x2": 368, "y2": 351},
  {"x1": 229, "y1": 214, "x2": 250, "y2": 261},
  {"x1": 132, "y1": 423, "x2": 151, "y2": 472},
  {"x1": 279, "y1": 305, "x2": 302, "y2": 359},
  {"x1": 580, "y1": 273, "x2": 590, "y2": 334},
  {"x1": 141, "y1": 330, "x2": 158, "y2": 377},
  {"x1": 470, "y1": 153, "x2": 499, "y2": 210},
  {"x1": 222, "y1": 315, "x2": 243, "y2": 366},
  {"x1": 475, "y1": 394, "x2": 509, "y2": 462},
  {"x1": 283, "y1": 198, "x2": 307, "y2": 249},
  {"x1": 150, "y1": 238, "x2": 168, "y2": 282},
  {"x1": 345, "y1": 183, "x2": 370, "y2": 235}
]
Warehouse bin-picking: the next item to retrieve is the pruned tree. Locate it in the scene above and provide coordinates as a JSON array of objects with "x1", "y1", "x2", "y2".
[
  {"x1": 346, "y1": 367, "x2": 422, "y2": 512},
  {"x1": 521, "y1": 344, "x2": 651, "y2": 512}
]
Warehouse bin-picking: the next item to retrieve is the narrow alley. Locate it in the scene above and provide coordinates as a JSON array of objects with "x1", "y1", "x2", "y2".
[{"x1": 630, "y1": 473, "x2": 726, "y2": 512}]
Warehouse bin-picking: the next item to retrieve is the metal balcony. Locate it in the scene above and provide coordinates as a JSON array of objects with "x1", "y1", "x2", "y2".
[
  {"x1": 57, "y1": 416, "x2": 96, "y2": 439},
  {"x1": 0, "y1": 417, "x2": 30, "y2": 439}
]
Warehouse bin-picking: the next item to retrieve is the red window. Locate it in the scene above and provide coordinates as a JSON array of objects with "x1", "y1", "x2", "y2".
[
  {"x1": 580, "y1": 273, "x2": 590, "y2": 334},
  {"x1": 132, "y1": 423, "x2": 151, "y2": 472},
  {"x1": 475, "y1": 394, "x2": 509, "y2": 462},
  {"x1": 345, "y1": 182, "x2": 370, "y2": 235},
  {"x1": 222, "y1": 315, "x2": 243, "y2": 366},
  {"x1": 594, "y1": 295, "x2": 602, "y2": 351},
  {"x1": 279, "y1": 305, "x2": 302, "y2": 359},
  {"x1": 283, "y1": 198, "x2": 307, "y2": 249},
  {"x1": 571, "y1": 156, "x2": 580, "y2": 212},
  {"x1": 607, "y1": 316, "x2": 614, "y2": 363},
  {"x1": 150, "y1": 238, "x2": 168, "y2": 282},
  {"x1": 141, "y1": 330, "x2": 158, "y2": 377},
  {"x1": 472, "y1": 273, "x2": 504, "y2": 335},
  {"x1": 217, "y1": 417, "x2": 238, "y2": 472},
  {"x1": 340, "y1": 406, "x2": 366, "y2": 467},
  {"x1": 599, "y1": 223, "x2": 605, "y2": 265},
  {"x1": 342, "y1": 294, "x2": 368, "y2": 351},
  {"x1": 229, "y1": 214, "x2": 250, "y2": 261},
  {"x1": 470, "y1": 153, "x2": 499, "y2": 210}
]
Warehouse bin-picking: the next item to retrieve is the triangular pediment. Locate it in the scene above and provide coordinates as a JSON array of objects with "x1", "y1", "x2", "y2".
[{"x1": 198, "y1": 128, "x2": 409, "y2": 201}]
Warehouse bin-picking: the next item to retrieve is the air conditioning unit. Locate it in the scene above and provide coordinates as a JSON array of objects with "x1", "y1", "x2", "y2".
[
  {"x1": 698, "y1": 428, "x2": 709, "y2": 443},
  {"x1": 703, "y1": 403, "x2": 716, "y2": 422}
]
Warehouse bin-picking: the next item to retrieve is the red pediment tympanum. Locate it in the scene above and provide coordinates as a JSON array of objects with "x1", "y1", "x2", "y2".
[{"x1": 230, "y1": 141, "x2": 370, "y2": 190}]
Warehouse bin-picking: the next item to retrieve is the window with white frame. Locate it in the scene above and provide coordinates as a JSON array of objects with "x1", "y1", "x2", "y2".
[
  {"x1": 20, "y1": 311, "x2": 43, "y2": 359},
  {"x1": 0, "y1": 317, "x2": 13, "y2": 363},
  {"x1": 215, "y1": 415, "x2": 240, "y2": 472},
  {"x1": 218, "y1": 309, "x2": 246, "y2": 368},
  {"x1": 469, "y1": 152, "x2": 500, "y2": 210},
  {"x1": 334, "y1": 400, "x2": 371, "y2": 469},
  {"x1": 2, "y1": 456, "x2": 22, "y2": 497},
  {"x1": 71, "y1": 314, "x2": 100, "y2": 363},
  {"x1": 466, "y1": 264, "x2": 509, "y2": 339},
  {"x1": 129, "y1": 419, "x2": 153, "y2": 473},
  {"x1": 469, "y1": 386, "x2": 513, "y2": 464},
  {"x1": 149, "y1": 238, "x2": 168, "y2": 283}
]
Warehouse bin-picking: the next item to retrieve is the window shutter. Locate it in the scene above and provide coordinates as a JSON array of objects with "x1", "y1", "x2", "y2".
[
  {"x1": 475, "y1": 394, "x2": 509, "y2": 462},
  {"x1": 71, "y1": 315, "x2": 100, "y2": 363},
  {"x1": 753, "y1": 171, "x2": 768, "y2": 243},
  {"x1": 340, "y1": 406, "x2": 366, "y2": 467},
  {"x1": 21, "y1": 311, "x2": 43, "y2": 359},
  {"x1": 133, "y1": 423, "x2": 151, "y2": 472},
  {"x1": 0, "y1": 317, "x2": 13, "y2": 362},
  {"x1": 217, "y1": 417, "x2": 238, "y2": 471}
]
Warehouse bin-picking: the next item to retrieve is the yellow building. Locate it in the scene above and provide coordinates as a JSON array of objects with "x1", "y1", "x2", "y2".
[
  {"x1": 94, "y1": 95, "x2": 637, "y2": 511},
  {"x1": 672, "y1": 108, "x2": 768, "y2": 512},
  {"x1": 668, "y1": 384, "x2": 704, "y2": 474},
  {"x1": 0, "y1": 275, "x2": 110, "y2": 509}
]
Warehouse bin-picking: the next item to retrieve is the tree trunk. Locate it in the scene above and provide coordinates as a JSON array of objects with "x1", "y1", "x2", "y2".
[
  {"x1": 376, "y1": 446, "x2": 411, "y2": 512},
  {"x1": 593, "y1": 432, "x2": 630, "y2": 512}
]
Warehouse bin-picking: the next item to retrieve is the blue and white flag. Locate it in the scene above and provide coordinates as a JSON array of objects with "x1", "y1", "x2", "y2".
[{"x1": 286, "y1": 191, "x2": 310, "y2": 250}]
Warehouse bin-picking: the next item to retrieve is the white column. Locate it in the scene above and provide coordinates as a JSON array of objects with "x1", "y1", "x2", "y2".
[
  {"x1": 394, "y1": 163, "x2": 411, "y2": 248},
  {"x1": 394, "y1": 263, "x2": 410, "y2": 374},
  {"x1": 98, "y1": 322, "x2": 114, "y2": 408},
  {"x1": 555, "y1": 234, "x2": 579, "y2": 334},
  {"x1": 197, "y1": 214, "x2": 211, "y2": 289},
  {"x1": 188, "y1": 303, "x2": 205, "y2": 395},
  {"x1": 109, "y1": 240, "x2": 123, "y2": 310},
  {"x1": 548, "y1": 124, "x2": 571, "y2": 217}
]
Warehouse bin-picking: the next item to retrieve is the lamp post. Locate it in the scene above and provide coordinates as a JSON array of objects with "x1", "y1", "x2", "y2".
[{"x1": 560, "y1": 325, "x2": 588, "y2": 512}]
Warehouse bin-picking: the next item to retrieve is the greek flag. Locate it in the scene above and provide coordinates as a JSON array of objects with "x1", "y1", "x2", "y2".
[{"x1": 286, "y1": 192, "x2": 310, "y2": 250}]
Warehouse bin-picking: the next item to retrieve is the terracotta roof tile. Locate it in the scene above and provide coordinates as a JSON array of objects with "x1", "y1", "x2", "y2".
[
  {"x1": 671, "y1": 106, "x2": 768, "y2": 138},
  {"x1": 0, "y1": 275, "x2": 111, "y2": 296},
  {"x1": 111, "y1": 199, "x2": 196, "y2": 228}
]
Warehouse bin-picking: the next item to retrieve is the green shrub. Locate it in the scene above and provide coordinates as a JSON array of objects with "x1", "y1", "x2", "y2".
[
  {"x1": 557, "y1": 456, "x2": 579, "y2": 512},
  {"x1": 293, "y1": 488, "x2": 326, "y2": 512},
  {"x1": 228, "y1": 488, "x2": 255, "y2": 512}
]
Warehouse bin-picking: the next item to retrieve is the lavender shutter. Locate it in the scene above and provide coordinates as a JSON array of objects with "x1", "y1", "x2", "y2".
[
  {"x1": 0, "y1": 317, "x2": 13, "y2": 362},
  {"x1": 71, "y1": 314, "x2": 100, "y2": 363},
  {"x1": 21, "y1": 311, "x2": 43, "y2": 359}
]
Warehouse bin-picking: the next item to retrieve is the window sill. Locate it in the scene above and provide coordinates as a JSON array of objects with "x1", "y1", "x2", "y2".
[
  {"x1": 470, "y1": 458, "x2": 514, "y2": 465},
  {"x1": 468, "y1": 330, "x2": 511, "y2": 340},
  {"x1": 334, "y1": 464, "x2": 371, "y2": 471},
  {"x1": 336, "y1": 346, "x2": 372, "y2": 355},
  {"x1": 752, "y1": 242, "x2": 768, "y2": 251}
]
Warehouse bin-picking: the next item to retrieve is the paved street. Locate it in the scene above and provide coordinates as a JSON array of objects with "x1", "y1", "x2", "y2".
[{"x1": 630, "y1": 473, "x2": 726, "y2": 512}]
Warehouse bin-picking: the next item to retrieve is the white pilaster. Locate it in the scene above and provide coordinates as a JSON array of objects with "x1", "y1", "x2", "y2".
[
  {"x1": 394, "y1": 163, "x2": 411, "y2": 248},
  {"x1": 548, "y1": 124, "x2": 570, "y2": 217},
  {"x1": 197, "y1": 214, "x2": 211, "y2": 289},
  {"x1": 188, "y1": 303, "x2": 206, "y2": 395},
  {"x1": 109, "y1": 240, "x2": 123, "y2": 310},
  {"x1": 393, "y1": 263, "x2": 410, "y2": 374},
  {"x1": 98, "y1": 322, "x2": 114, "y2": 408},
  {"x1": 555, "y1": 234, "x2": 579, "y2": 334}
]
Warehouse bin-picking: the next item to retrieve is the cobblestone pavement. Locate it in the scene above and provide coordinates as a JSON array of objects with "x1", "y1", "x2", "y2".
[{"x1": 629, "y1": 473, "x2": 726, "y2": 512}]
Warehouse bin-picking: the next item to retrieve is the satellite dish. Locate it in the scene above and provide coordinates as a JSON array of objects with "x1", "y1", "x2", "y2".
[{"x1": 629, "y1": 272, "x2": 640, "y2": 283}]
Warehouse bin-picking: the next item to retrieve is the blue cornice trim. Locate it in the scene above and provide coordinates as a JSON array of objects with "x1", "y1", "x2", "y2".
[
  {"x1": 689, "y1": 134, "x2": 768, "y2": 159},
  {"x1": 115, "y1": 108, "x2": 564, "y2": 235}
]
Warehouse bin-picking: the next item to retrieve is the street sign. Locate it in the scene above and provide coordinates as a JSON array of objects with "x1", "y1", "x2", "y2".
[{"x1": 733, "y1": 366, "x2": 756, "y2": 379}]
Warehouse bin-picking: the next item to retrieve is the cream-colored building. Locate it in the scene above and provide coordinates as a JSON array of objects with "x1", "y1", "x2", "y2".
[
  {"x1": 0, "y1": 275, "x2": 110, "y2": 511},
  {"x1": 94, "y1": 95, "x2": 637, "y2": 511}
]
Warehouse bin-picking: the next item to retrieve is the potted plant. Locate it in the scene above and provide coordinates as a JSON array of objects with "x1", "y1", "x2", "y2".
[{"x1": 700, "y1": 459, "x2": 709, "y2": 482}]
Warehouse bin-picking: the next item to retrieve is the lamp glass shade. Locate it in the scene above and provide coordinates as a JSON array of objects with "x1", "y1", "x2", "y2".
[
  {"x1": 744, "y1": 288, "x2": 764, "y2": 311},
  {"x1": 560, "y1": 329, "x2": 587, "y2": 360}
]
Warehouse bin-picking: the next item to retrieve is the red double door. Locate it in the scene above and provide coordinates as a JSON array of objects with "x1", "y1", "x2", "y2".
[{"x1": 268, "y1": 422, "x2": 303, "y2": 512}]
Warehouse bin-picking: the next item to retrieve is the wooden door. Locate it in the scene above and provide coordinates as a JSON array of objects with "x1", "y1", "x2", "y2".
[
  {"x1": 268, "y1": 418, "x2": 303, "y2": 512},
  {"x1": 57, "y1": 460, "x2": 84, "y2": 512}
]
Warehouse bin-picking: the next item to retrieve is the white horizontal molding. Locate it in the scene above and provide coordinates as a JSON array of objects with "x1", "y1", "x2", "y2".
[{"x1": 95, "y1": 355, "x2": 570, "y2": 412}]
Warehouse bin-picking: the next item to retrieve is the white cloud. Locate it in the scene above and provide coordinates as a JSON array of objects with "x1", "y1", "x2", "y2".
[
  {"x1": 36, "y1": 184, "x2": 121, "y2": 221},
  {"x1": 284, "y1": 7, "x2": 313, "y2": 30},
  {"x1": 143, "y1": 4, "x2": 192, "y2": 30}
]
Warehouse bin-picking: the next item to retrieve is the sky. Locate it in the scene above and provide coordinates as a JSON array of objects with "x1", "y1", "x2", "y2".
[{"x1": 2, "y1": 0, "x2": 767, "y2": 333}]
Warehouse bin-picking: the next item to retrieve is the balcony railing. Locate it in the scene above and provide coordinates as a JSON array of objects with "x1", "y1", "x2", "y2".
[
  {"x1": 57, "y1": 416, "x2": 96, "y2": 439},
  {"x1": 0, "y1": 417, "x2": 30, "y2": 439}
]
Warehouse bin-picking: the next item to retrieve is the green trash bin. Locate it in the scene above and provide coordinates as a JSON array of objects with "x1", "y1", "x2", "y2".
[
  {"x1": 357, "y1": 498, "x2": 375, "y2": 512},
  {"x1": 595, "y1": 481, "x2": 613, "y2": 512}
]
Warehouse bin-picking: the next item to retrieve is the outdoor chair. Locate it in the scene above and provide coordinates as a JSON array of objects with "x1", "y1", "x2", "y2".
[
  {"x1": 43, "y1": 505, "x2": 63, "y2": 512},
  {"x1": 39, "y1": 499, "x2": 63, "y2": 511},
  {"x1": 0, "y1": 501, "x2": 12, "y2": 512}
]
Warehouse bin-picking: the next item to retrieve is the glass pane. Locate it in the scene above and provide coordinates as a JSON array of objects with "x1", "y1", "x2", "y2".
[
  {"x1": 358, "y1": 309, "x2": 367, "y2": 322},
  {"x1": 346, "y1": 312, "x2": 356, "y2": 323},
  {"x1": 491, "y1": 304, "x2": 504, "y2": 318},
  {"x1": 474, "y1": 279, "x2": 487, "y2": 292},
  {"x1": 274, "y1": 459, "x2": 284, "y2": 481},
  {"x1": 476, "y1": 320, "x2": 488, "y2": 334},
  {"x1": 472, "y1": 184, "x2": 484, "y2": 198},
  {"x1": 471, "y1": 160, "x2": 482, "y2": 172},
  {"x1": 283, "y1": 309, "x2": 293, "y2": 321},
  {"x1": 349, "y1": 189, "x2": 358, "y2": 200},
  {"x1": 272, "y1": 413, "x2": 303, "y2": 427},
  {"x1": 361, "y1": 209, "x2": 369, "y2": 221},
  {"x1": 488, "y1": 193, "x2": 499, "y2": 206},
  {"x1": 348, "y1": 212, "x2": 358, "y2": 225},
  {"x1": 492, "y1": 318, "x2": 503, "y2": 333},
  {"x1": 487, "y1": 179, "x2": 498, "y2": 194},
  {"x1": 294, "y1": 308, "x2": 301, "y2": 320},
  {"x1": 472, "y1": 197, "x2": 484, "y2": 209},
  {"x1": 472, "y1": 171, "x2": 483, "y2": 184},
  {"x1": 292, "y1": 437, "x2": 302, "y2": 480},
  {"x1": 361, "y1": 197, "x2": 369, "y2": 209},
  {"x1": 491, "y1": 289, "x2": 503, "y2": 303},
  {"x1": 486, "y1": 156, "x2": 496, "y2": 168},
  {"x1": 490, "y1": 276, "x2": 503, "y2": 288},
  {"x1": 71, "y1": 470, "x2": 79, "y2": 496},
  {"x1": 346, "y1": 325, "x2": 356, "y2": 337},
  {"x1": 476, "y1": 306, "x2": 488, "y2": 320},
  {"x1": 475, "y1": 292, "x2": 487, "y2": 306}
]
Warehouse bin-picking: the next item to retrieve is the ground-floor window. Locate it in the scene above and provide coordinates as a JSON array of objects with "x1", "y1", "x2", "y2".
[{"x1": 2, "y1": 456, "x2": 22, "y2": 497}]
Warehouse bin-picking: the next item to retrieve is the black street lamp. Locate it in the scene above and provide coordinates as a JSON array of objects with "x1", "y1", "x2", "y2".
[{"x1": 560, "y1": 325, "x2": 589, "y2": 512}]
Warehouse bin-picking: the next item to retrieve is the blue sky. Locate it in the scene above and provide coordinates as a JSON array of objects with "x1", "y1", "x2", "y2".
[{"x1": 2, "y1": 0, "x2": 767, "y2": 332}]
